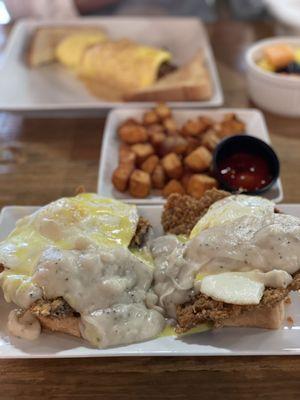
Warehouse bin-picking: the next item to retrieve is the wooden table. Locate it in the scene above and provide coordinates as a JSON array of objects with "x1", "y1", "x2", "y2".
[{"x1": 1, "y1": 19, "x2": 300, "y2": 399}]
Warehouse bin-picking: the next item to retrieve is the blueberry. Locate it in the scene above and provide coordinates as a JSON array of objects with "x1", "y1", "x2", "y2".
[{"x1": 276, "y1": 62, "x2": 300, "y2": 75}]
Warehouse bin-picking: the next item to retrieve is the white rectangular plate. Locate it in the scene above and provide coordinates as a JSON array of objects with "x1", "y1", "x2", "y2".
[
  {"x1": 0, "y1": 203, "x2": 298, "y2": 358},
  {"x1": 0, "y1": 17, "x2": 223, "y2": 113},
  {"x1": 98, "y1": 108, "x2": 283, "y2": 204}
]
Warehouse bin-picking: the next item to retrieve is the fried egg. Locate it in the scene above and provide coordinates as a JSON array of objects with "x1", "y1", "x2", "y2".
[
  {"x1": 0, "y1": 193, "x2": 139, "y2": 308},
  {"x1": 190, "y1": 194, "x2": 275, "y2": 238},
  {"x1": 78, "y1": 39, "x2": 171, "y2": 92}
]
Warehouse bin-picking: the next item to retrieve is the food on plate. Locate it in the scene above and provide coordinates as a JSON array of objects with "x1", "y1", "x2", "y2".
[
  {"x1": 55, "y1": 32, "x2": 107, "y2": 68},
  {"x1": 152, "y1": 189, "x2": 300, "y2": 333},
  {"x1": 129, "y1": 169, "x2": 151, "y2": 198},
  {"x1": 162, "y1": 179, "x2": 185, "y2": 197},
  {"x1": 0, "y1": 194, "x2": 165, "y2": 348},
  {"x1": 184, "y1": 146, "x2": 212, "y2": 171},
  {"x1": 257, "y1": 43, "x2": 300, "y2": 76},
  {"x1": 27, "y1": 26, "x2": 106, "y2": 67},
  {"x1": 111, "y1": 104, "x2": 246, "y2": 198},
  {"x1": 27, "y1": 27, "x2": 212, "y2": 102},
  {"x1": 124, "y1": 52, "x2": 212, "y2": 102},
  {"x1": 186, "y1": 174, "x2": 218, "y2": 199},
  {"x1": 79, "y1": 39, "x2": 171, "y2": 94}
]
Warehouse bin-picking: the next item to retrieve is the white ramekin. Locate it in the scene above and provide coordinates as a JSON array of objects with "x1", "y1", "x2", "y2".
[{"x1": 245, "y1": 36, "x2": 300, "y2": 117}]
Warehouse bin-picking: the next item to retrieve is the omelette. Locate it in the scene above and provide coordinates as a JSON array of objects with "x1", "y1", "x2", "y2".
[
  {"x1": 55, "y1": 32, "x2": 107, "y2": 69},
  {"x1": 77, "y1": 39, "x2": 172, "y2": 95}
]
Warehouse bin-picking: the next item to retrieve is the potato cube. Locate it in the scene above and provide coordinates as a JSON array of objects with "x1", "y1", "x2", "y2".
[
  {"x1": 161, "y1": 153, "x2": 183, "y2": 179},
  {"x1": 184, "y1": 146, "x2": 212, "y2": 172},
  {"x1": 214, "y1": 114, "x2": 246, "y2": 138},
  {"x1": 129, "y1": 169, "x2": 151, "y2": 198},
  {"x1": 141, "y1": 155, "x2": 159, "y2": 174},
  {"x1": 112, "y1": 164, "x2": 134, "y2": 192},
  {"x1": 162, "y1": 179, "x2": 185, "y2": 198},
  {"x1": 150, "y1": 132, "x2": 166, "y2": 148},
  {"x1": 185, "y1": 136, "x2": 202, "y2": 155},
  {"x1": 118, "y1": 124, "x2": 148, "y2": 144},
  {"x1": 143, "y1": 110, "x2": 160, "y2": 125},
  {"x1": 181, "y1": 172, "x2": 193, "y2": 191},
  {"x1": 119, "y1": 145, "x2": 136, "y2": 165},
  {"x1": 158, "y1": 136, "x2": 187, "y2": 156},
  {"x1": 154, "y1": 103, "x2": 172, "y2": 120},
  {"x1": 163, "y1": 117, "x2": 178, "y2": 135},
  {"x1": 264, "y1": 44, "x2": 295, "y2": 69},
  {"x1": 131, "y1": 143, "x2": 154, "y2": 164},
  {"x1": 187, "y1": 174, "x2": 218, "y2": 199},
  {"x1": 201, "y1": 130, "x2": 220, "y2": 151},
  {"x1": 152, "y1": 164, "x2": 166, "y2": 189},
  {"x1": 181, "y1": 119, "x2": 202, "y2": 137},
  {"x1": 147, "y1": 124, "x2": 164, "y2": 136}
]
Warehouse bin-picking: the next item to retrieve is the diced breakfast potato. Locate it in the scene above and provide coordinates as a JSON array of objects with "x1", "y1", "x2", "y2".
[
  {"x1": 185, "y1": 136, "x2": 202, "y2": 155},
  {"x1": 131, "y1": 143, "x2": 154, "y2": 164},
  {"x1": 263, "y1": 44, "x2": 295, "y2": 69},
  {"x1": 150, "y1": 132, "x2": 166, "y2": 148},
  {"x1": 113, "y1": 104, "x2": 247, "y2": 200},
  {"x1": 161, "y1": 153, "x2": 183, "y2": 179},
  {"x1": 187, "y1": 174, "x2": 218, "y2": 199},
  {"x1": 181, "y1": 172, "x2": 193, "y2": 191},
  {"x1": 188, "y1": 116, "x2": 213, "y2": 137},
  {"x1": 201, "y1": 130, "x2": 221, "y2": 151},
  {"x1": 163, "y1": 117, "x2": 178, "y2": 134},
  {"x1": 141, "y1": 155, "x2": 159, "y2": 174},
  {"x1": 147, "y1": 124, "x2": 164, "y2": 136},
  {"x1": 118, "y1": 124, "x2": 148, "y2": 144},
  {"x1": 129, "y1": 169, "x2": 151, "y2": 198},
  {"x1": 214, "y1": 114, "x2": 245, "y2": 138},
  {"x1": 152, "y1": 164, "x2": 166, "y2": 189},
  {"x1": 154, "y1": 103, "x2": 172, "y2": 120},
  {"x1": 184, "y1": 146, "x2": 212, "y2": 172},
  {"x1": 119, "y1": 145, "x2": 136, "y2": 165},
  {"x1": 162, "y1": 179, "x2": 185, "y2": 197},
  {"x1": 181, "y1": 118, "x2": 205, "y2": 137},
  {"x1": 158, "y1": 136, "x2": 187, "y2": 156},
  {"x1": 112, "y1": 164, "x2": 134, "y2": 192},
  {"x1": 143, "y1": 110, "x2": 160, "y2": 125}
]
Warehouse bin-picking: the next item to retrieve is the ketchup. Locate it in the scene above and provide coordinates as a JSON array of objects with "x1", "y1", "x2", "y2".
[{"x1": 219, "y1": 152, "x2": 273, "y2": 192}]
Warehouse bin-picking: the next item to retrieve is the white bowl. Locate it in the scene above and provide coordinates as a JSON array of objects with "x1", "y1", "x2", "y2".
[{"x1": 245, "y1": 36, "x2": 300, "y2": 117}]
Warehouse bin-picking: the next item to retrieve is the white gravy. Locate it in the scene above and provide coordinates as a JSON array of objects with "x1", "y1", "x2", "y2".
[
  {"x1": 152, "y1": 212, "x2": 300, "y2": 315},
  {"x1": 32, "y1": 246, "x2": 165, "y2": 347}
]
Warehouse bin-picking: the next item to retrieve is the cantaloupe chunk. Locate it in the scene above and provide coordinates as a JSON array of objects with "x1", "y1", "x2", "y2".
[{"x1": 263, "y1": 44, "x2": 295, "y2": 69}]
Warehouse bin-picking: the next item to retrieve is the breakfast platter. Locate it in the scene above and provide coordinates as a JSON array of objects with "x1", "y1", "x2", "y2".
[
  {"x1": 0, "y1": 202, "x2": 300, "y2": 358},
  {"x1": 0, "y1": 17, "x2": 223, "y2": 112}
]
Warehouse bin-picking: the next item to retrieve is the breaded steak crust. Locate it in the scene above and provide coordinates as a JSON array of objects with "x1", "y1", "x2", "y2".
[{"x1": 162, "y1": 188, "x2": 230, "y2": 235}]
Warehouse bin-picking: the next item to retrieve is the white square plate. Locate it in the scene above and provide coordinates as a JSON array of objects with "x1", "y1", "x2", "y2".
[
  {"x1": 0, "y1": 203, "x2": 298, "y2": 358},
  {"x1": 0, "y1": 17, "x2": 223, "y2": 113},
  {"x1": 98, "y1": 108, "x2": 283, "y2": 204}
]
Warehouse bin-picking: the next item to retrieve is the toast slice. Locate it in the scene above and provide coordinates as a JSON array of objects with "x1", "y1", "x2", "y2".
[
  {"x1": 30, "y1": 298, "x2": 81, "y2": 338},
  {"x1": 223, "y1": 301, "x2": 285, "y2": 329},
  {"x1": 27, "y1": 26, "x2": 105, "y2": 67},
  {"x1": 124, "y1": 52, "x2": 213, "y2": 102}
]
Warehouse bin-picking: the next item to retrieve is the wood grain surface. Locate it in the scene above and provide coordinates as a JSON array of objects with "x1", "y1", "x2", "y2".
[{"x1": 1, "y1": 19, "x2": 300, "y2": 400}]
